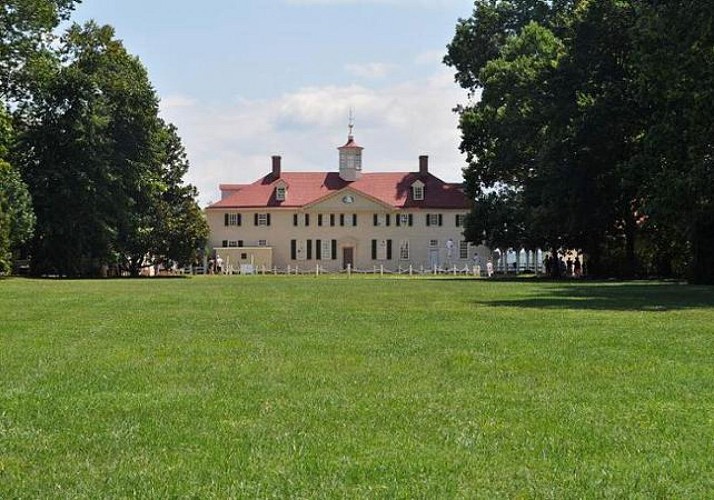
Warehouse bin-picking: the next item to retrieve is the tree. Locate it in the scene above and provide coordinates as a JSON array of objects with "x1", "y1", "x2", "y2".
[
  {"x1": 632, "y1": 1, "x2": 714, "y2": 283},
  {"x1": 119, "y1": 121, "x2": 209, "y2": 275},
  {"x1": 0, "y1": 109, "x2": 35, "y2": 274},
  {"x1": 1, "y1": 0, "x2": 80, "y2": 101},
  {"x1": 19, "y1": 22, "x2": 206, "y2": 276},
  {"x1": 446, "y1": 1, "x2": 651, "y2": 278}
]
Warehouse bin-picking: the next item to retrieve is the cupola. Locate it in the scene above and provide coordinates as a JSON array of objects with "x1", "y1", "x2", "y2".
[{"x1": 338, "y1": 114, "x2": 363, "y2": 182}]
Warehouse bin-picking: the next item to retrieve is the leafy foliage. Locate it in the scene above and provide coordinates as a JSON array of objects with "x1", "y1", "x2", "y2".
[
  {"x1": 0, "y1": 0, "x2": 80, "y2": 100},
  {"x1": 0, "y1": 108, "x2": 35, "y2": 274},
  {"x1": 446, "y1": 0, "x2": 714, "y2": 282},
  {"x1": 18, "y1": 23, "x2": 207, "y2": 276}
]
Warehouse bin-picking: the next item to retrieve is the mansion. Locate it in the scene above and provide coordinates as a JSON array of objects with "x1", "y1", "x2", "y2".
[{"x1": 205, "y1": 129, "x2": 489, "y2": 272}]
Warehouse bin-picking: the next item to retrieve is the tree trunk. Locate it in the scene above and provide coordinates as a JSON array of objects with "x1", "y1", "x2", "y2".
[{"x1": 691, "y1": 218, "x2": 714, "y2": 284}]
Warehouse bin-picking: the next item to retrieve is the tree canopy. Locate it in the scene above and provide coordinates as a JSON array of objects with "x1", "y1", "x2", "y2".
[
  {"x1": 2, "y1": 4, "x2": 208, "y2": 277},
  {"x1": 446, "y1": 0, "x2": 714, "y2": 283}
]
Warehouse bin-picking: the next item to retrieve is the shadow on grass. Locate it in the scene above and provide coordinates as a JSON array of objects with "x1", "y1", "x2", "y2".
[{"x1": 474, "y1": 281, "x2": 714, "y2": 311}]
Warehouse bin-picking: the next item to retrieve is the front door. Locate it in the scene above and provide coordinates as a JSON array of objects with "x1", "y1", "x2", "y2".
[
  {"x1": 429, "y1": 248, "x2": 440, "y2": 269},
  {"x1": 342, "y1": 247, "x2": 354, "y2": 270}
]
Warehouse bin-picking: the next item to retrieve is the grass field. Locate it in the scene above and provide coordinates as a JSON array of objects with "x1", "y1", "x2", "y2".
[{"x1": 1, "y1": 276, "x2": 713, "y2": 498}]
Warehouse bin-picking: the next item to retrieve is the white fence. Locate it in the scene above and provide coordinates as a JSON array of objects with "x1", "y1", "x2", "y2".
[{"x1": 179, "y1": 263, "x2": 544, "y2": 278}]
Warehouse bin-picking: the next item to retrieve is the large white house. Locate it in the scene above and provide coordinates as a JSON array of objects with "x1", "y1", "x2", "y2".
[{"x1": 205, "y1": 129, "x2": 489, "y2": 272}]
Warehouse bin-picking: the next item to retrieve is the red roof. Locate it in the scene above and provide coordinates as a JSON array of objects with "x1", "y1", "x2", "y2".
[
  {"x1": 208, "y1": 172, "x2": 470, "y2": 210},
  {"x1": 339, "y1": 137, "x2": 363, "y2": 149}
]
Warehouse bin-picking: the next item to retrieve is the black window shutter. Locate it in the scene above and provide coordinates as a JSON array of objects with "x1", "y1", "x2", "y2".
[
  {"x1": 426, "y1": 214, "x2": 431, "y2": 227},
  {"x1": 386, "y1": 214, "x2": 391, "y2": 226},
  {"x1": 455, "y1": 214, "x2": 460, "y2": 227},
  {"x1": 237, "y1": 214, "x2": 242, "y2": 226},
  {"x1": 331, "y1": 240, "x2": 337, "y2": 260},
  {"x1": 293, "y1": 214, "x2": 298, "y2": 226},
  {"x1": 373, "y1": 214, "x2": 378, "y2": 226},
  {"x1": 387, "y1": 240, "x2": 393, "y2": 260},
  {"x1": 307, "y1": 240, "x2": 312, "y2": 260},
  {"x1": 267, "y1": 214, "x2": 271, "y2": 226},
  {"x1": 224, "y1": 213, "x2": 229, "y2": 226},
  {"x1": 408, "y1": 214, "x2": 413, "y2": 226},
  {"x1": 438, "y1": 214, "x2": 443, "y2": 227},
  {"x1": 291, "y1": 240, "x2": 297, "y2": 260},
  {"x1": 238, "y1": 240, "x2": 244, "y2": 247},
  {"x1": 330, "y1": 214, "x2": 335, "y2": 226},
  {"x1": 353, "y1": 214, "x2": 357, "y2": 226},
  {"x1": 222, "y1": 240, "x2": 228, "y2": 247},
  {"x1": 316, "y1": 239, "x2": 322, "y2": 260},
  {"x1": 305, "y1": 214, "x2": 310, "y2": 227},
  {"x1": 340, "y1": 214, "x2": 345, "y2": 226},
  {"x1": 396, "y1": 214, "x2": 401, "y2": 227},
  {"x1": 318, "y1": 214, "x2": 323, "y2": 226},
  {"x1": 371, "y1": 240, "x2": 377, "y2": 260},
  {"x1": 254, "y1": 213, "x2": 259, "y2": 226}
]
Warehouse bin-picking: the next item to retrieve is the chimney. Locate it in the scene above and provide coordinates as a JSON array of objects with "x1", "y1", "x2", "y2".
[
  {"x1": 419, "y1": 155, "x2": 429, "y2": 176},
  {"x1": 272, "y1": 155, "x2": 281, "y2": 178}
]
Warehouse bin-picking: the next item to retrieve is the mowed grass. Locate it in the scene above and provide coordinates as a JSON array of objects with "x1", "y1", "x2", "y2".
[{"x1": 1, "y1": 277, "x2": 713, "y2": 498}]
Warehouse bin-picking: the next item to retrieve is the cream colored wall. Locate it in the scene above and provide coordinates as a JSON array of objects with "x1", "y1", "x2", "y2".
[
  {"x1": 214, "y1": 247, "x2": 273, "y2": 270},
  {"x1": 206, "y1": 195, "x2": 490, "y2": 271}
]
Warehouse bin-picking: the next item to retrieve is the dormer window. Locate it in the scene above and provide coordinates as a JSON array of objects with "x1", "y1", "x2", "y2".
[
  {"x1": 411, "y1": 180, "x2": 425, "y2": 201},
  {"x1": 275, "y1": 181, "x2": 288, "y2": 202}
]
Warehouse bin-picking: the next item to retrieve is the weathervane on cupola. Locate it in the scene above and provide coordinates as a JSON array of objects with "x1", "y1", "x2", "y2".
[{"x1": 338, "y1": 108, "x2": 363, "y2": 182}]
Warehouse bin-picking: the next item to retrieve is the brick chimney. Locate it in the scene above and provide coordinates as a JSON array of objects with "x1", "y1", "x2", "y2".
[
  {"x1": 272, "y1": 155, "x2": 281, "y2": 178},
  {"x1": 419, "y1": 155, "x2": 429, "y2": 176}
]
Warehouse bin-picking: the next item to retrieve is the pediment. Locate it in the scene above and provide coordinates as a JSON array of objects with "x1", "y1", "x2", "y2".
[{"x1": 306, "y1": 188, "x2": 393, "y2": 211}]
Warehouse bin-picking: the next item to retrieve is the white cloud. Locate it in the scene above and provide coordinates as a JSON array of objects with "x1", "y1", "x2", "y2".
[
  {"x1": 160, "y1": 67, "x2": 470, "y2": 207},
  {"x1": 344, "y1": 62, "x2": 396, "y2": 79},
  {"x1": 160, "y1": 94, "x2": 198, "y2": 110},
  {"x1": 415, "y1": 49, "x2": 446, "y2": 66}
]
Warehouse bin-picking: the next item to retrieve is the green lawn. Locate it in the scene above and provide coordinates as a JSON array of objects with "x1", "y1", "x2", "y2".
[{"x1": 1, "y1": 276, "x2": 713, "y2": 498}]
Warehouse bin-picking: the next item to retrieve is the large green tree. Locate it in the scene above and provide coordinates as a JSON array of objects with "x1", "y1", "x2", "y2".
[
  {"x1": 446, "y1": 0, "x2": 712, "y2": 281},
  {"x1": 20, "y1": 22, "x2": 206, "y2": 276},
  {"x1": 632, "y1": 0, "x2": 714, "y2": 283}
]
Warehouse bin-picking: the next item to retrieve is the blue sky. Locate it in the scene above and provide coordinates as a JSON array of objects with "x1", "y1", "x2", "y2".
[{"x1": 72, "y1": 0, "x2": 475, "y2": 205}]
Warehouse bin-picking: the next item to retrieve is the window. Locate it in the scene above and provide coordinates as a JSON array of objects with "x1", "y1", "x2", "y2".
[
  {"x1": 321, "y1": 240, "x2": 331, "y2": 260},
  {"x1": 460, "y1": 240, "x2": 469, "y2": 259},
  {"x1": 430, "y1": 239, "x2": 439, "y2": 247},
  {"x1": 296, "y1": 240, "x2": 306, "y2": 261},
  {"x1": 224, "y1": 213, "x2": 241, "y2": 226},
  {"x1": 275, "y1": 186, "x2": 286, "y2": 201},
  {"x1": 304, "y1": 214, "x2": 310, "y2": 227},
  {"x1": 293, "y1": 214, "x2": 299, "y2": 226},
  {"x1": 413, "y1": 185, "x2": 424, "y2": 201},
  {"x1": 426, "y1": 213, "x2": 443, "y2": 227},
  {"x1": 255, "y1": 213, "x2": 270, "y2": 226},
  {"x1": 399, "y1": 240, "x2": 410, "y2": 260},
  {"x1": 371, "y1": 239, "x2": 393, "y2": 260},
  {"x1": 456, "y1": 214, "x2": 466, "y2": 227},
  {"x1": 396, "y1": 213, "x2": 413, "y2": 227},
  {"x1": 374, "y1": 214, "x2": 390, "y2": 226},
  {"x1": 318, "y1": 214, "x2": 323, "y2": 226},
  {"x1": 258, "y1": 240, "x2": 267, "y2": 247}
]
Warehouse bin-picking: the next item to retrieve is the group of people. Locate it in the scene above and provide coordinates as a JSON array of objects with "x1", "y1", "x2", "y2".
[
  {"x1": 207, "y1": 254, "x2": 224, "y2": 274},
  {"x1": 544, "y1": 254, "x2": 584, "y2": 278}
]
